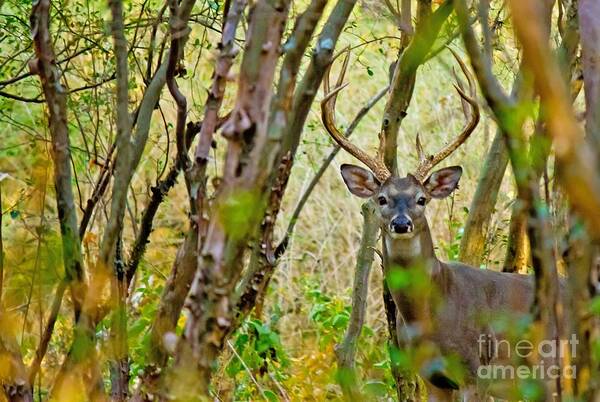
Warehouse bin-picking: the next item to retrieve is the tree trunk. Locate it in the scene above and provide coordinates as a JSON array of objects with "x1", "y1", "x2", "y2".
[
  {"x1": 171, "y1": 0, "x2": 293, "y2": 395},
  {"x1": 460, "y1": 63, "x2": 531, "y2": 270},
  {"x1": 503, "y1": 202, "x2": 530, "y2": 273},
  {"x1": 459, "y1": 131, "x2": 509, "y2": 267},
  {"x1": 132, "y1": 230, "x2": 198, "y2": 401},
  {"x1": 335, "y1": 202, "x2": 378, "y2": 400},
  {"x1": 379, "y1": 1, "x2": 452, "y2": 397}
]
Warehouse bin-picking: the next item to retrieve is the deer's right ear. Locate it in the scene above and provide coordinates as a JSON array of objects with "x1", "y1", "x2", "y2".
[{"x1": 340, "y1": 164, "x2": 381, "y2": 198}]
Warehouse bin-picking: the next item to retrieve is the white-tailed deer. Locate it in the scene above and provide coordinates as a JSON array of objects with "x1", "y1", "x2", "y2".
[{"x1": 322, "y1": 52, "x2": 566, "y2": 401}]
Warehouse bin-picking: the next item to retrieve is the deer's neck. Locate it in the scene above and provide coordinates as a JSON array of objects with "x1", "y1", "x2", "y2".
[
  {"x1": 384, "y1": 221, "x2": 439, "y2": 272},
  {"x1": 384, "y1": 221, "x2": 443, "y2": 335}
]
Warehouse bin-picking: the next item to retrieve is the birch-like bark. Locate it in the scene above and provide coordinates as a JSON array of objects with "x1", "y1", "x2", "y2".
[
  {"x1": 133, "y1": 0, "x2": 246, "y2": 395},
  {"x1": 171, "y1": 0, "x2": 291, "y2": 395},
  {"x1": 233, "y1": 0, "x2": 340, "y2": 327},
  {"x1": 188, "y1": 0, "x2": 246, "y2": 224}
]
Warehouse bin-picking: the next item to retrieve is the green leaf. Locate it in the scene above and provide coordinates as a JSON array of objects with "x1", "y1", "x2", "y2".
[
  {"x1": 332, "y1": 313, "x2": 349, "y2": 329},
  {"x1": 263, "y1": 390, "x2": 279, "y2": 402},
  {"x1": 363, "y1": 380, "x2": 388, "y2": 396},
  {"x1": 590, "y1": 296, "x2": 600, "y2": 315}
]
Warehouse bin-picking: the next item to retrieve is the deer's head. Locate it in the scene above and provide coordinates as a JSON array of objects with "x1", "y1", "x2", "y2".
[
  {"x1": 320, "y1": 48, "x2": 479, "y2": 239},
  {"x1": 340, "y1": 164, "x2": 462, "y2": 238}
]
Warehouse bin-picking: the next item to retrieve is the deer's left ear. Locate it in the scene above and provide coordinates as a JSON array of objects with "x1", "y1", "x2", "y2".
[{"x1": 423, "y1": 166, "x2": 462, "y2": 199}]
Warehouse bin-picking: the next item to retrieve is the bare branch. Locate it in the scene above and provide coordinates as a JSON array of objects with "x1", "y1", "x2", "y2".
[
  {"x1": 188, "y1": 0, "x2": 246, "y2": 219},
  {"x1": 99, "y1": 0, "x2": 133, "y2": 268},
  {"x1": 454, "y1": 0, "x2": 512, "y2": 110},
  {"x1": 381, "y1": 0, "x2": 453, "y2": 175},
  {"x1": 30, "y1": 0, "x2": 86, "y2": 318}
]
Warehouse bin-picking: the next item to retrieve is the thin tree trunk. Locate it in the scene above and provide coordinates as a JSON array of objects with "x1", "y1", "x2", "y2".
[
  {"x1": 457, "y1": 1, "x2": 574, "y2": 399},
  {"x1": 579, "y1": 0, "x2": 600, "y2": 153},
  {"x1": 564, "y1": 220, "x2": 598, "y2": 399},
  {"x1": 459, "y1": 131, "x2": 509, "y2": 267},
  {"x1": 100, "y1": 0, "x2": 133, "y2": 268},
  {"x1": 131, "y1": 229, "x2": 198, "y2": 401},
  {"x1": 509, "y1": 0, "x2": 600, "y2": 237},
  {"x1": 51, "y1": 1, "x2": 198, "y2": 395},
  {"x1": 109, "y1": 237, "x2": 129, "y2": 401},
  {"x1": 235, "y1": 85, "x2": 387, "y2": 329},
  {"x1": 380, "y1": 1, "x2": 452, "y2": 398},
  {"x1": 335, "y1": 202, "x2": 378, "y2": 400},
  {"x1": 566, "y1": 1, "x2": 600, "y2": 397},
  {"x1": 30, "y1": 0, "x2": 86, "y2": 321},
  {"x1": 232, "y1": 0, "x2": 330, "y2": 327},
  {"x1": 171, "y1": 0, "x2": 292, "y2": 395},
  {"x1": 503, "y1": 205, "x2": 530, "y2": 273}
]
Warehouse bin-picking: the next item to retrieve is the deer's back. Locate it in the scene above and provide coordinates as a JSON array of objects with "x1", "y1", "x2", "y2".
[{"x1": 429, "y1": 262, "x2": 536, "y2": 378}]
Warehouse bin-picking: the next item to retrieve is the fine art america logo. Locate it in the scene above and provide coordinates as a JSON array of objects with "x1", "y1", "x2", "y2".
[{"x1": 476, "y1": 334, "x2": 579, "y2": 380}]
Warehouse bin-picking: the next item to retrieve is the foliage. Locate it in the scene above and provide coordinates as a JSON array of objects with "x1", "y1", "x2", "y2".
[{"x1": 1, "y1": 0, "x2": 599, "y2": 399}]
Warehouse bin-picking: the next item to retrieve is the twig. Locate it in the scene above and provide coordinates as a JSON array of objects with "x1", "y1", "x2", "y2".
[
  {"x1": 0, "y1": 90, "x2": 44, "y2": 103},
  {"x1": 227, "y1": 340, "x2": 269, "y2": 401},
  {"x1": 268, "y1": 372, "x2": 290, "y2": 402}
]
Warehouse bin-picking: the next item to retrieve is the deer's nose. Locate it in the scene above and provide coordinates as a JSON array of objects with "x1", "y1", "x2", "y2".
[{"x1": 390, "y1": 216, "x2": 413, "y2": 234}]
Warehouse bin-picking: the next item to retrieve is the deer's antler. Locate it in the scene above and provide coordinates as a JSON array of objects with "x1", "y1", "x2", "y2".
[
  {"x1": 413, "y1": 47, "x2": 480, "y2": 181},
  {"x1": 321, "y1": 49, "x2": 391, "y2": 182}
]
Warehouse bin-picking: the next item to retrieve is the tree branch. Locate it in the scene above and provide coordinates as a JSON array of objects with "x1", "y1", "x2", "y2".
[
  {"x1": 335, "y1": 201, "x2": 378, "y2": 400},
  {"x1": 30, "y1": 0, "x2": 86, "y2": 322},
  {"x1": 508, "y1": 0, "x2": 600, "y2": 237}
]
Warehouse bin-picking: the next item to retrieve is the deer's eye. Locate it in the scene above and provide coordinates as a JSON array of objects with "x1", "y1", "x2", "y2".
[
  {"x1": 378, "y1": 196, "x2": 387, "y2": 206},
  {"x1": 417, "y1": 196, "x2": 426, "y2": 206}
]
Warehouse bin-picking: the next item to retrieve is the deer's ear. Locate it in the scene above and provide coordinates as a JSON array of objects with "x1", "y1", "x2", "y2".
[
  {"x1": 340, "y1": 164, "x2": 381, "y2": 198},
  {"x1": 423, "y1": 166, "x2": 462, "y2": 199}
]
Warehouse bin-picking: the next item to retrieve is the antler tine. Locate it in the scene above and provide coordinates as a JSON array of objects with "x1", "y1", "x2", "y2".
[
  {"x1": 325, "y1": 47, "x2": 351, "y2": 113},
  {"x1": 414, "y1": 49, "x2": 480, "y2": 181},
  {"x1": 415, "y1": 132, "x2": 425, "y2": 161},
  {"x1": 451, "y1": 67, "x2": 470, "y2": 119},
  {"x1": 321, "y1": 52, "x2": 391, "y2": 182}
]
